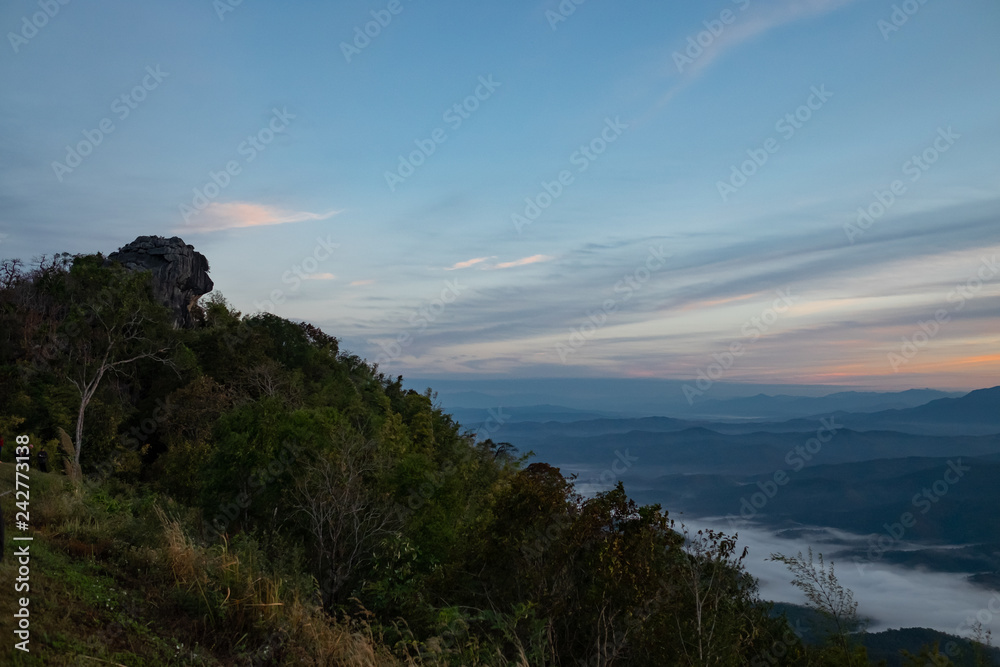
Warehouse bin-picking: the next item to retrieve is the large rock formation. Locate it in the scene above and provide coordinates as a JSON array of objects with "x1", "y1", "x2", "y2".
[{"x1": 107, "y1": 236, "x2": 213, "y2": 328}]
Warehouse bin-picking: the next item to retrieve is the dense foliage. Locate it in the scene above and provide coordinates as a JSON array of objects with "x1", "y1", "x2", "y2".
[{"x1": 3, "y1": 253, "x2": 981, "y2": 665}]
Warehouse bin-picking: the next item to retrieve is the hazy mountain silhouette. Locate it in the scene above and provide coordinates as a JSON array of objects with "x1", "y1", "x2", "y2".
[
  {"x1": 686, "y1": 388, "x2": 961, "y2": 420},
  {"x1": 809, "y1": 386, "x2": 1000, "y2": 435}
]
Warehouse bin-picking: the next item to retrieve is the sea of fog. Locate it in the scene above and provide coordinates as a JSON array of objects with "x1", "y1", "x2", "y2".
[
  {"x1": 563, "y1": 467, "x2": 1000, "y2": 639},
  {"x1": 681, "y1": 518, "x2": 997, "y2": 639}
]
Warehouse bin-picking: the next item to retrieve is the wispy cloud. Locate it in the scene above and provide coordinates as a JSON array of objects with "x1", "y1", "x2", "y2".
[
  {"x1": 350, "y1": 279, "x2": 375, "y2": 287},
  {"x1": 336, "y1": 200, "x2": 1000, "y2": 379},
  {"x1": 682, "y1": 0, "x2": 859, "y2": 80},
  {"x1": 445, "y1": 256, "x2": 492, "y2": 271},
  {"x1": 646, "y1": 0, "x2": 860, "y2": 116},
  {"x1": 305, "y1": 272, "x2": 337, "y2": 280},
  {"x1": 179, "y1": 202, "x2": 340, "y2": 234},
  {"x1": 492, "y1": 254, "x2": 554, "y2": 270}
]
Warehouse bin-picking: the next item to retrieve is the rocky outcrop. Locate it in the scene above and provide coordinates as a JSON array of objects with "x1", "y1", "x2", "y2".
[{"x1": 107, "y1": 236, "x2": 213, "y2": 328}]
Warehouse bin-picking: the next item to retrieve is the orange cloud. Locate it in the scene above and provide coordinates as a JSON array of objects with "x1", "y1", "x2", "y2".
[
  {"x1": 493, "y1": 254, "x2": 554, "y2": 270},
  {"x1": 349, "y1": 279, "x2": 374, "y2": 287},
  {"x1": 951, "y1": 353, "x2": 1000, "y2": 366},
  {"x1": 180, "y1": 202, "x2": 340, "y2": 233},
  {"x1": 304, "y1": 272, "x2": 337, "y2": 280},
  {"x1": 904, "y1": 353, "x2": 1000, "y2": 371},
  {"x1": 445, "y1": 256, "x2": 492, "y2": 270}
]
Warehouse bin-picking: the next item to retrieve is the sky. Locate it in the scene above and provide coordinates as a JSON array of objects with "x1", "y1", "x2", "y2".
[{"x1": 2, "y1": 0, "x2": 999, "y2": 391}]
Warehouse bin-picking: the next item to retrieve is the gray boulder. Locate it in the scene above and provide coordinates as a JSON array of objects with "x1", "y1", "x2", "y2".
[{"x1": 107, "y1": 236, "x2": 214, "y2": 328}]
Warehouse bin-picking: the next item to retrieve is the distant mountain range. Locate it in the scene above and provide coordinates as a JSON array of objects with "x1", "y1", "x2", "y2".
[
  {"x1": 411, "y1": 377, "x2": 962, "y2": 417},
  {"x1": 459, "y1": 386, "x2": 1000, "y2": 438},
  {"x1": 454, "y1": 385, "x2": 1000, "y2": 591},
  {"x1": 416, "y1": 377, "x2": 971, "y2": 421},
  {"x1": 682, "y1": 388, "x2": 962, "y2": 421},
  {"x1": 831, "y1": 386, "x2": 1000, "y2": 435},
  {"x1": 723, "y1": 386, "x2": 1000, "y2": 436},
  {"x1": 447, "y1": 404, "x2": 620, "y2": 427}
]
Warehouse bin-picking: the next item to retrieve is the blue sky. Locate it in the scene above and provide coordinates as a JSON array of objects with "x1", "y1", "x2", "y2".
[{"x1": 2, "y1": 0, "x2": 999, "y2": 389}]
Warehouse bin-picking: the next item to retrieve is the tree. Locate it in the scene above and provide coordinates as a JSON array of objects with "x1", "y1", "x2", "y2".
[
  {"x1": 673, "y1": 527, "x2": 763, "y2": 666},
  {"x1": 59, "y1": 256, "x2": 174, "y2": 468},
  {"x1": 770, "y1": 549, "x2": 868, "y2": 666},
  {"x1": 152, "y1": 376, "x2": 233, "y2": 502},
  {"x1": 900, "y1": 643, "x2": 954, "y2": 666},
  {"x1": 292, "y1": 431, "x2": 395, "y2": 607}
]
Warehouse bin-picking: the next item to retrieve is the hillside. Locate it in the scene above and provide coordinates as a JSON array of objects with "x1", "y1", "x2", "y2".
[
  {"x1": 0, "y1": 245, "x2": 995, "y2": 665},
  {"x1": 0, "y1": 248, "x2": 813, "y2": 665}
]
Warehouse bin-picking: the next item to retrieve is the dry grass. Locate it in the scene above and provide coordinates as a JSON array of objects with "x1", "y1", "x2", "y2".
[
  {"x1": 152, "y1": 503, "x2": 406, "y2": 665},
  {"x1": 282, "y1": 594, "x2": 406, "y2": 666},
  {"x1": 0, "y1": 451, "x2": 532, "y2": 663},
  {"x1": 57, "y1": 426, "x2": 81, "y2": 482},
  {"x1": 155, "y1": 503, "x2": 207, "y2": 585},
  {"x1": 0, "y1": 464, "x2": 478, "y2": 665}
]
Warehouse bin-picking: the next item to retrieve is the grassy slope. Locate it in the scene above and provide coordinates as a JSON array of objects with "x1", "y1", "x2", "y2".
[{"x1": 0, "y1": 463, "x2": 403, "y2": 666}]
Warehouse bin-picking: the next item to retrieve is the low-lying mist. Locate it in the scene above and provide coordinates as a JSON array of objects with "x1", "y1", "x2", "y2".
[{"x1": 691, "y1": 518, "x2": 1000, "y2": 639}]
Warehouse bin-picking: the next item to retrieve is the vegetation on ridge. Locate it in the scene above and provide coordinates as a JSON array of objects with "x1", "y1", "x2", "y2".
[{"x1": 0, "y1": 252, "x2": 994, "y2": 665}]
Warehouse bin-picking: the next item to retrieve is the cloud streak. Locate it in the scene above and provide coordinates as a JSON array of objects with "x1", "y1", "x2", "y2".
[
  {"x1": 680, "y1": 0, "x2": 860, "y2": 80},
  {"x1": 178, "y1": 202, "x2": 340, "y2": 234},
  {"x1": 647, "y1": 0, "x2": 861, "y2": 115},
  {"x1": 332, "y1": 199, "x2": 1000, "y2": 381},
  {"x1": 445, "y1": 256, "x2": 492, "y2": 271},
  {"x1": 492, "y1": 254, "x2": 554, "y2": 270}
]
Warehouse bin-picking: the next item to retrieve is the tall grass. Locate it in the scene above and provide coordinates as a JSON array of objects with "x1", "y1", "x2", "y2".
[{"x1": 154, "y1": 503, "x2": 402, "y2": 665}]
